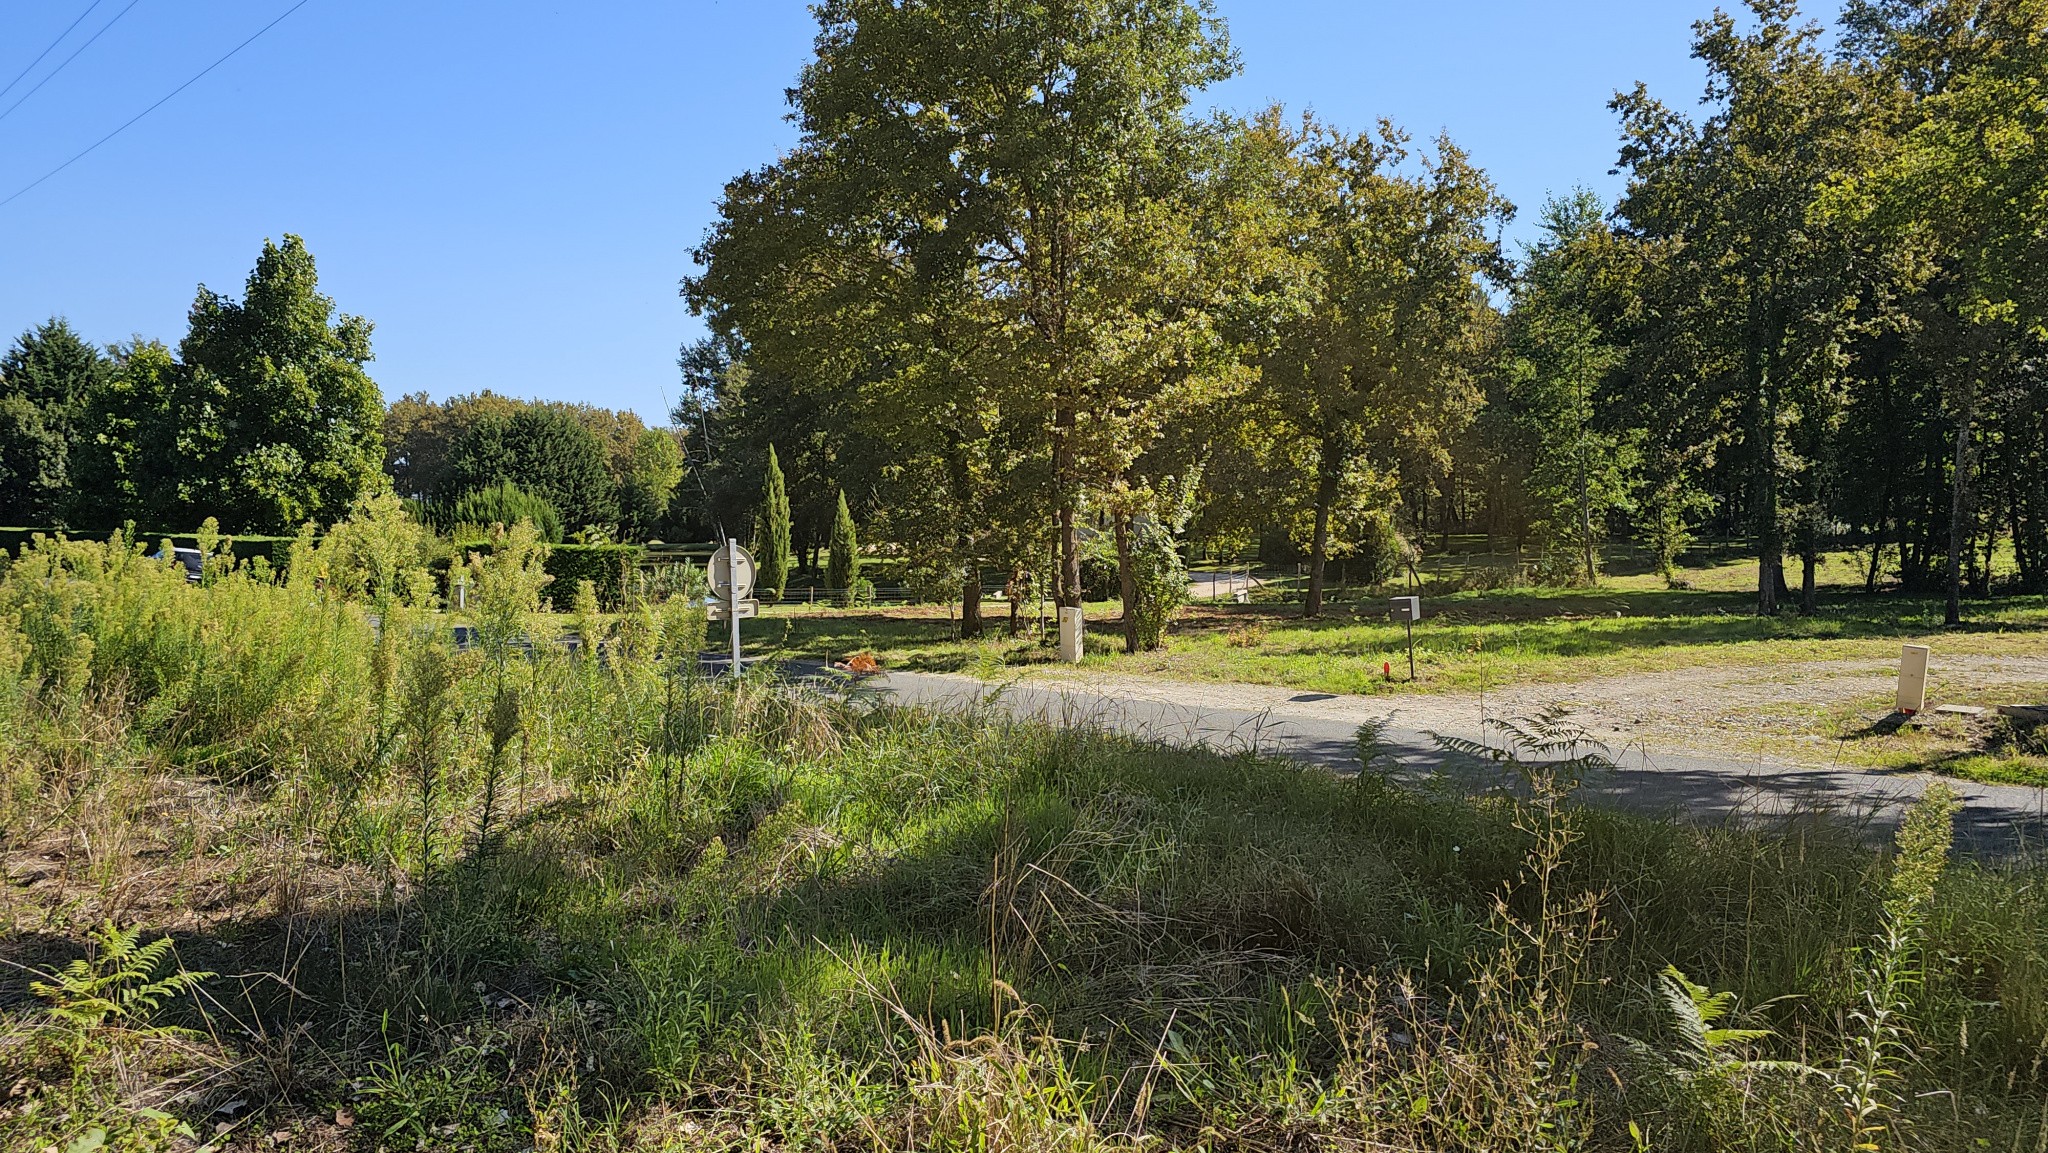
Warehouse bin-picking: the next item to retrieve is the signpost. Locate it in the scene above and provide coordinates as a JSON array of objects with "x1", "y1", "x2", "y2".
[
  {"x1": 709, "y1": 540, "x2": 758, "y2": 673},
  {"x1": 1390, "y1": 596, "x2": 1421, "y2": 681}
]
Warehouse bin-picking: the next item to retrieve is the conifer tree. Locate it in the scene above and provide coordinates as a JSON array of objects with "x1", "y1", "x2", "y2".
[
  {"x1": 827, "y1": 489, "x2": 860, "y2": 598},
  {"x1": 754, "y1": 445, "x2": 792, "y2": 599}
]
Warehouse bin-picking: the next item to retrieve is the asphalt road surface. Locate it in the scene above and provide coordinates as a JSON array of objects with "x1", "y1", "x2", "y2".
[{"x1": 803, "y1": 664, "x2": 2048, "y2": 856}]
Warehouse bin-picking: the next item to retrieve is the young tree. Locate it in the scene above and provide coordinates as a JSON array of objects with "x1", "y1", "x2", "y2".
[
  {"x1": 754, "y1": 445, "x2": 792, "y2": 600},
  {"x1": 1502, "y1": 191, "x2": 1638, "y2": 585},
  {"x1": 450, "y1": 481, "x2": 564, "y2": 544},
  {"x1": 827, "y1": 489, "x2": 861, "y2": 599}
]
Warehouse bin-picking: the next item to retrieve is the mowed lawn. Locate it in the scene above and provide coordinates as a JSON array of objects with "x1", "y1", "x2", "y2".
[{"x1": 753, "y1": 551, "x2": 2048, "y2": 698}]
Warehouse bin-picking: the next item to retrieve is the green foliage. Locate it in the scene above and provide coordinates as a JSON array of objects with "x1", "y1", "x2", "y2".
[
  {"x1": 1831, "y1": 783, "x2": 1960, "y2": 1149},
  {"x1": 1127, "y1": 519, "x2": 1188, "y2": 651},
  {"x1": 175, "y1": 236, "x2": 387, "y2": 533},
  {"x1": 1, "y1": 529, "x2": 376, "y2": 783},
  {"x1": 1498, "y1": 190, "x2": 1639, "y2": 585},
  {"x1": 0, "y1": 393, "x2": 68, "y2": 525},
  {"x1": 621, "y1": 428, "x2": 686, "y2": 541},
  {"x1": 0, "y1": 319, "x2": 106, "y2": 526},
  {"x1": 826, "y1": 489, "x2": 860, "y2": 597},
  {"x1": 754, "y1": 445, "x2": 791, "y2": 600},
  {"x1": 447, "y1": 481, "x2": 565, "y2": 544},
  {"x1": 450, "y1": 405, "x2": 619, "y2": 532},
  {"x1": 464, "y1": 519, "x2": 552, "y2": 667},
  {"x1": 542, "y1": 544, "x2": 642, "y2": 611},
  {"x1": 30, "y1": 921, "x2": 212, "y2": 1037},
  {"x1": 318, "y1": 489, "x2": 437, "y2": 608}
]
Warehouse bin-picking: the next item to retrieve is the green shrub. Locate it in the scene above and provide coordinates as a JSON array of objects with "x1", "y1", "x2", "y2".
[
  {"x1": 444, "y1": 481, "x2": 565, "y2": 544},
  {"x1": 543, "y1": 544, "x2": 642, "y2": 611}
]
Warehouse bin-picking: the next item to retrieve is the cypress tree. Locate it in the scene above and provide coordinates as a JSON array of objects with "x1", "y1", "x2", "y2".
[
  {"x1": 754, "y1": 445, "x2": 792, "y2": 599},
  {"x1": 827, "y1": 489, "x2": 860, "y2": 598}
]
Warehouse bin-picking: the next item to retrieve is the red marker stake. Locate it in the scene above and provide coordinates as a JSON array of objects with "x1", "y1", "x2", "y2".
[{"x1": 1383, "y1": 661, "x2": 1392, "y2": 681}]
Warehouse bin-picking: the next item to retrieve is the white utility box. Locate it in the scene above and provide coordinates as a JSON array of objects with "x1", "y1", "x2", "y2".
[{"x1": 1897, "y1": 644, "x2": 1930, "y2": 715}]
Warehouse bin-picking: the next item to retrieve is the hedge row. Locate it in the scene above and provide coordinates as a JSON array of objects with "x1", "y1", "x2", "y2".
[
  {"x1": 0, "y1": 527, "x2": 293, "y2": 567},
  {"x1": 440, "y1": 543, "x2": 644, "y2": 611}
]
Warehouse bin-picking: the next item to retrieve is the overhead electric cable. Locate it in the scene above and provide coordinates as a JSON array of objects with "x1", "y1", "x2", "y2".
[
  {"x1": 0, "y1": 0, "x2": 146, "y2": 125},
  {"x1": 0, "y1": 0, "x2": 312, "y2": 210},
  {"x1": 0, "y1": 0, "x2": 105, "y2": 103}
]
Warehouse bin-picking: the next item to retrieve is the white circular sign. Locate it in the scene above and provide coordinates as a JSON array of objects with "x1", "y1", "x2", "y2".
[{"x1": 709, "y1": 542, "x2": 757, "y2": 600}]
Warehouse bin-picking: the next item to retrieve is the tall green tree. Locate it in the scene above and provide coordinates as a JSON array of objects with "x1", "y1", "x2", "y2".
[
  {"x1": 754, "y1": 445, "x2": 792, "y2": 600},
  {"x1": 1245, "y1": 116, "x2": 1508, "y2": 617},
  {"x1": 1833, "y1": 0, "x2": 2048, "y2": 620},
  {"x1": 177, "y1": 235, "x2": 387, "y2": 532},
  {"x1": 449, "y1": 406, "x2": 618, "y2": 531},
  {"x1": 788, "y1": 0, "x2": 1237, "y2": 613},
  {"x1": 67, "y1": 340, "x2": 194, "y2": 529},
  {"x1": 827, "y1": 489, "x2": 861, "y2": 597},
  {"x1": 1612, "y1": 2, "x2": 1896, "y2": 613},
  {"x1": 620, "y1": 428, "x2": 686, "y2": 541},
  {"x1": 0, "y1": 319, "x2": 109, "y2": 525},
  {"x1": 1501, "y1": 191, "x2": 1639, "y2": 585}
]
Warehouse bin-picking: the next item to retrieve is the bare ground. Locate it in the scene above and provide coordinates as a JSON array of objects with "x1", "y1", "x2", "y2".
[{"x1": 1023, "y1": 653, "x2": 2048, "y2": 768}]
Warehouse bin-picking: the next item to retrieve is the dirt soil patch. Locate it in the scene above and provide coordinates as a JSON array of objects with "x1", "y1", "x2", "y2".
[{"x1": 1028, "y1": 654, "x2": 2048, "y2": 768}]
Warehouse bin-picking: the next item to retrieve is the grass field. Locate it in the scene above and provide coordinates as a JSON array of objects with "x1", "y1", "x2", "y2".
[{"x1": 4, "y1": 533, "x2": 2047, "y2": 1150}]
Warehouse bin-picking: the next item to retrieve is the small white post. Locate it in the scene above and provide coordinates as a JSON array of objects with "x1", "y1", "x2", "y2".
[
  {"x1": 1897, "y1": 644, "x2": 1930, "y2": 715},
  {"x1": 727, "y1": 536, "x2": 743, "y2": 675},
  {"x1": 1058, "y1": 605, "x2": 1084, "y2": 663}
]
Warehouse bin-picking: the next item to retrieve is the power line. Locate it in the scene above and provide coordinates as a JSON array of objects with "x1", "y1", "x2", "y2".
[
  {"x1": 0, "y1": 0, "x2": 105, "y2": 103},
  {"x1": 0, "y1": 0, "x2": 314, "y2": 210},
  {"x1": 0, "y1": 0, "x2": 146, "y2": 125}
]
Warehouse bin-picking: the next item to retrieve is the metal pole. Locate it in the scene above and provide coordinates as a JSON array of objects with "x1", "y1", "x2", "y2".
[
  {"x1": 727, "y1": 536, "x2": 742, "y2": 675},
  {"x1": 1406, "y1": 620, "x2": 1416, "y2": 681}
]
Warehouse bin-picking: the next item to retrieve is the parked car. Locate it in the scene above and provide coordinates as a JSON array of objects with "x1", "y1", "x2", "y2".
[{"x1": 149, "y1": 546, "x2": 205, "y2": 583}]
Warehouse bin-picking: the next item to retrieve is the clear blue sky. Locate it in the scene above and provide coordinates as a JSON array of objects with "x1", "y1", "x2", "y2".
[{"x1": 0, "y1": 1, "x2": 1721, "y2": 427}]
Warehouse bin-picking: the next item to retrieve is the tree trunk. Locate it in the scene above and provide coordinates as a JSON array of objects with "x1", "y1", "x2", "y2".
[
  {"x1": 1757, "y1": 361, "x2": 1782, "y2": 617},
  {"x1": 1946, "y1": 377, "x2": 1978, "y2": 627},
  {"x1": 1305, "y1": 456, "x2": 1340, "y2": 619},
  {"x1": 961, "y1": 564, "x2": 983, "y2": 639},
  {"x1": 1115, "y1": 513, "x2": 1138, "y2": 654},
  {"x1": 1577, "y1": 441, "x2": 1596, "y2": 586},
  {"x1": 1865, "y1": 489, "x2": 1890, "y2": 594},
  {"x1": 1801, "y1": 547, "x2": 1818, "y2": 615}
]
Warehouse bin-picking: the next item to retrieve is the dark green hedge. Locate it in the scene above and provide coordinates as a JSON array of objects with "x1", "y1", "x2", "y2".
[
  {"x1": 439, "y1": 542, "x2": 645, "y2": 611},
  {"x1": 543, "y1": 544, "x2": 641, "y2": 610},
  {"x1": 1, "y1": 527, "x2": 293, "y2": 566}
]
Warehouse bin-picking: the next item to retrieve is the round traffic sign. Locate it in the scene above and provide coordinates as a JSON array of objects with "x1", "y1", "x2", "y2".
[{"x1": 709, "y1": 542, "x2": 756, "y2": 600}]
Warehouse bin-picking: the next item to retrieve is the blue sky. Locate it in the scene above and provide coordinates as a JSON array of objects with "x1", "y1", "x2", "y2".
[{"x1": 0, "y1": 1, "x2": 1719, "y2": 426}]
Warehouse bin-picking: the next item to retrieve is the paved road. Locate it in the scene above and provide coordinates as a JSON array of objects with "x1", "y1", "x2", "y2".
[{"x1": 810, "y1": 665, "x2": 2048, "y2": 856}]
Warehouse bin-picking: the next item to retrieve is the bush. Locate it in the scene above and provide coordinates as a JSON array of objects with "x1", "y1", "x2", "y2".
[
  {"x1": 544, "y1": 544, "x2": 641, "y2": 611},
  {"x1": 1078, "y1": 534, "x2": 1119, "y2": 600},
  {"x1": 443, "y1": 482, "x2": 565, "y2": 544},
  {"x1": 1129, "y1": 519, "x2": 1187, "y2": 651},
  {"x1": 1343, "y1": 510, "x2": 1413, "y2": 587}
]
